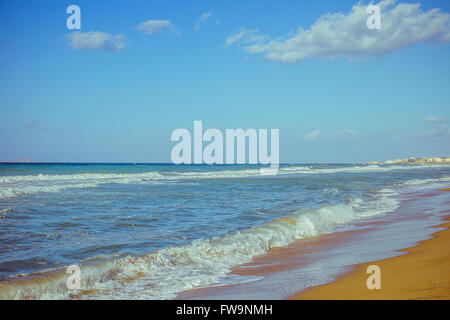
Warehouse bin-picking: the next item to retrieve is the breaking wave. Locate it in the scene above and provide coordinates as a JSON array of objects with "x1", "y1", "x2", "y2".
[{"x1": 0, "y1": 164, "x2": 447, "y2": 199}]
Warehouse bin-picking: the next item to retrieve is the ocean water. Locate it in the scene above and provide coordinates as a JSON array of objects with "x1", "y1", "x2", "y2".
[{"x1": 0, "y1": 163, "x2": 449, "y2": 299}]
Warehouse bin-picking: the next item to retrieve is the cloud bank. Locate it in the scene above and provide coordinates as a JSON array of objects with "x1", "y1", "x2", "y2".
[
  {"x1": 67, "y1": 31, "x2": 126, "y2": 51},
  {"x1": 226, "y1": 0, "x2": 450, "y2": 63}
]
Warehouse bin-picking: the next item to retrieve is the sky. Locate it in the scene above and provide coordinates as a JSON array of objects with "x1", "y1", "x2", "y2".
[{"x1": 0, "y1": 0, "x2": 449, "y2": 163}]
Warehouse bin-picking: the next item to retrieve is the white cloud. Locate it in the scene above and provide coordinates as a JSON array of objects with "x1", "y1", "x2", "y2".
[
  {"x1": 424, "y1": 115, "x2": 447, "y2": 123},
  {"x1": 136, "y1": 20, "x2": 176, "y2": 35},
  {"x1": 67, "y1": 31, "x2": 125, "y2": 51},
  {"x1": 195, "y1": 10, "x2": 212, "y2": 31},
  {"x1": 226, "y1": 29, "x2": 250, "y2": 46},
  {"x1": 304, "y1": 129, "x2": 320, "y2": 140},
  {"x1": 225, "y1": 28, "x2": 269, "y2": 47},
  {"x1": 227, "y1": 0, "x2": 450, "y2": 63}
]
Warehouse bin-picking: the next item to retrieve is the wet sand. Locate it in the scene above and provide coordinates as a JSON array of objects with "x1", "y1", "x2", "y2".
[{"x1": 292, "y1": 215, "x2": 450, "y2": 300}]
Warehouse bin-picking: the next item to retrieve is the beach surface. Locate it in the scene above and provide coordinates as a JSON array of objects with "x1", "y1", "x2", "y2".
[{"x1": 292, "y1": 214, "x2": 450, "y2": 300}]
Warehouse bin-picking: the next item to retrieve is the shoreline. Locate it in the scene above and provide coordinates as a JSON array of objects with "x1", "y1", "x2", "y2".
[
  {"x1": 292, "y1": 213, "x2": 450, "y2": 300},
  {"x1": 178, "y1": 186, "x2": 450, "y2": 300}
]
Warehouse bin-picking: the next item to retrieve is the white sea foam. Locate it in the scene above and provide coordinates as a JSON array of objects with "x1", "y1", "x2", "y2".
[
  {"x1": 0, "y1": 164, "x2": 447, "y2": 199},
  {"x1": 0, "y1": 171, "x2": 164, "y2": 199},
  {"x1": 397, "y1": 175, "x2": 450, "y2": 187},
  {"x1": 0, "y1": 171, "x2": 164, "y2": 184},
  {"x1": 0, "y1": 208, "x2": 13, "y2": 219},
  {"x1": 278, "y1": 164, "x2": 449, "y2": 175}
]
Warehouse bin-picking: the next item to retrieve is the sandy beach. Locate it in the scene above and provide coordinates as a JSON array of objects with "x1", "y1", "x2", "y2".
[{"x1": 293, "y1": 213, "x2": 450, "y2": 299}]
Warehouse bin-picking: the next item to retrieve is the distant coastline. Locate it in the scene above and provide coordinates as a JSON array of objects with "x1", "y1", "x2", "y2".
[{"x1": 366, "y1": 156, "x2": 450, "y2": 165}]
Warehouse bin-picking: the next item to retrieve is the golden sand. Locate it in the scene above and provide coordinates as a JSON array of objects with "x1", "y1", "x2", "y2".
[{"x1": 292, "y1": 217, "x2": 450, "y2": 300}]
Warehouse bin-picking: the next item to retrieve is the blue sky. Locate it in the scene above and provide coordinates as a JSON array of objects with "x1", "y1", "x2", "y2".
[{"x1": 1, "y1": 0, "x2": 449, "y2": 163}]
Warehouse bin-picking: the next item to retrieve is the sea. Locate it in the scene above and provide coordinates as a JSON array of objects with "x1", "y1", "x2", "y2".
[{"x1": 0, "y1": 163, "x2": 449, "y2": 299}]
